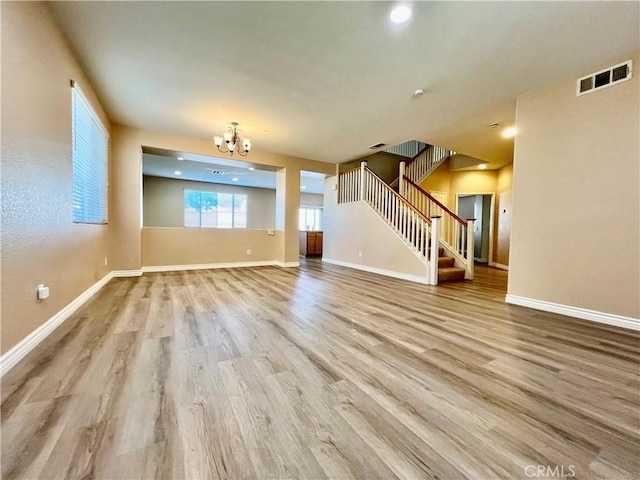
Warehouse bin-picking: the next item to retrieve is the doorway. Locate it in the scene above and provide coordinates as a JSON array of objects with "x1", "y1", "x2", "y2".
[{"x1": 456, "y1": 193, "x2": 494, "y2": 264}]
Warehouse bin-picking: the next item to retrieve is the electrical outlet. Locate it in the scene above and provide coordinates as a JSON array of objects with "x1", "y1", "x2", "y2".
[
  {"x1": 37, "y1": 284, "x2": 50, "y2": 300},
  {"x1": 246, "y1": 249, "x2": 252, "y2": 256},
  {"x1": 104, "y1": 256, "x2": 108, "y2": 266},
  {"x1": 358, "y1": 251, "x2": 363, "y2": 258}
]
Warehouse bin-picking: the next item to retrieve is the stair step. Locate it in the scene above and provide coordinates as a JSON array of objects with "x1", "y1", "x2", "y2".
[
  {"x1": 438, "y1": 257, "x2": 455, "y2": 268},
  {"x1": 438, "y1": 267, "x2": 466, "y2": 283},
  {"x1": 428, "y1": 247, "x2": 445, "y2": 257}
]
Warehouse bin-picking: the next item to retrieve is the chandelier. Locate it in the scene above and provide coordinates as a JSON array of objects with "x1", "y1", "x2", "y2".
[{"x1": 213, "y1": 122, "x2": 252, "y2": 156}]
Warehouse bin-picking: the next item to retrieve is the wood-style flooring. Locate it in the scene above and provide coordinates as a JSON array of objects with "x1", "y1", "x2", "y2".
[{"x1": 1, "y1": 260, "x2": 639, "y2": 479}]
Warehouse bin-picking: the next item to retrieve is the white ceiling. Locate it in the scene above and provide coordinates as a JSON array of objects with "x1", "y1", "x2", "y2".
[
  {"x1": 142, "y1": 153, "x2": 326, "y2": 194},
  {"x1": 48, "y1": 1, "x2": 639, "y2": 167}
]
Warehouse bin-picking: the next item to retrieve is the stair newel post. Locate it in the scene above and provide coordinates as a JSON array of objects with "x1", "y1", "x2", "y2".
[
  {"x1": 399, "y1": 161, "x2": 406, "y2": 196},
  {"x1": 429, "y1": 216, "x2": 441, "y2": 285},
  {"x1": 359, "y1": 161, "x2": 367, "y2": 201},
  {"x1": 466, "y1": 219, "x2": 475, "y2": 280}
]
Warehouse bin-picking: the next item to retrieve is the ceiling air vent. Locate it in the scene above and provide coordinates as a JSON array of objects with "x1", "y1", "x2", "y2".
[
  {"x1": 369, "y1": 142, "x2": 387, "y2": 149},
  {"x1": 577, "y1": 60, "x2": 632, "y2": 96}
]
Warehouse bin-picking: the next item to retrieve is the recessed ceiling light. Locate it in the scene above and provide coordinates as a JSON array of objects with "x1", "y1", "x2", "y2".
[
  {"x1": 177, "y1": 157, "x2": 184, "y2": 161},
  {"x1": 232, "y1": 177, "x2": 239, "y2": 182},
  {"x1": 502, "y1": 127, "x2": 518, "y2": 138},
  {"x1": 248, "y1": 167, "x2": 255, "y2": 171},
  {"x1": 413, "y1": 88, "x2": 424, "y2": 97},
  {"x1": 390, "y1": 5, "x2": 412, "y2": 24},
  {"x1": 174, "y1": 170, "x2": 182, "y2": 175},
  {"x1": 477, "y1": 164, "x2": 487, "y2": 170},
  {"x1": 488, "y1": 122, "x2": 499, "y2": 129}
]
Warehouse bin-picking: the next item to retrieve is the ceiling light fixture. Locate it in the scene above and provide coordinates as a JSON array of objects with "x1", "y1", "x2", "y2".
[
  {"x1": 477, "y1": 164, "x2": 487, "y2": 170},
  {"x1": 174, "y1": 170, "x2": 182, "y2": 175},
  {"x1": 232, "y1": 177, "x2": 239, "y2": 182},
  {"x1": 177, "y1": 157, "x2": 184, "y2": 161},
  {"x1": 214, "y1": 122, "x2": 252, "y2": 156},
  {"x1": 502, "y1": 127, "x2": 518, "y2": 138},
  {"x1": 390, "y1": 5, "x2": 412, "y2": 24},
  {"x1": 301, "y1": 185, "x2": 307, "y2": 190},
  {"x1": 248, "y1": 167, "x2": 255, "y2": 171}
]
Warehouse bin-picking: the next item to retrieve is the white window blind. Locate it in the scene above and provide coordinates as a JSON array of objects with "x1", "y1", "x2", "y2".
[{"x1": 72, "y1": 82, "x2": 108, "y2": 224}]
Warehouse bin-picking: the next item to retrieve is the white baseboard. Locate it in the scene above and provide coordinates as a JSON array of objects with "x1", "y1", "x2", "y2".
[
  {"x1": 275, "y1": 261, "x2": 300, "y2": 268},
  {"x1": 0, "y1": 271, "x2": 115, "y2": 376},
  {"x1": 112, "y1": 269, "x2": 143, "y2": 277},
  {"x1": 505, "y1": 294, "x2": 639, "y2": 331},
  {"x1": 493, "y1": 263, "x2": 509, "y2": 271},
  {"x1": 141, "y1": 260, "x2": 279, "y2": 273},
  {"x1": 322, "y1": 257, "x2": 429, "y2": 284}
]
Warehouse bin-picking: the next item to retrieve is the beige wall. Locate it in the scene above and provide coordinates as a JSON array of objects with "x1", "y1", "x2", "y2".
[
  {"x1": 1, "y1": 2, "x2": 112, "y2": 354},
  {"x1": 142, "y1": 228, "x2": 279, "y2": 266},
  {"x1": 495, "y1": 163, "x2": 513, "y2": 265},
  {"x1": 341, "y1": 152, "x2": 405, "y2": 185},
  {"x1": 420, "y1": 160, "x2": 500, "y2": 213},
  {"x1": 497, "y1": 163, "x2": 513, "y2": 192},
  {"x1": 509, "y1": 52, "x2": 640, "y2": 319},
  {"x1": 300, "y1": 192, "x2": 324, "y2": 207},
  {"x1": 420, "y1": 159, "x2": 452, "y2": 202},
  {"x1": 450, "y1": 170, "x2": 498, "y2": 199},
  {"x1": 143, "y1": 176, "x2": 277, "y2": 228},
  {"x1": 111, "y1": 125, "x2": 335, "y2": 271}
]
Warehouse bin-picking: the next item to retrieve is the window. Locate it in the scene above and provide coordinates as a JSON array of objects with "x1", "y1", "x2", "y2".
[
  {"x1": 72, "y1": 82, "x2": 108, "y2": 224},
  {"x1": 184, "y1": 190, "x2": 247, "y2": 228},
  {"x1": 299, "y1": 207, "x2": 322, "y2": 231}
]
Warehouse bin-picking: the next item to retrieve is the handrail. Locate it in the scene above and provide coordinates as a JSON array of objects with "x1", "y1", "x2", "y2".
[
  {"x1": 405, "y1": 145, "x2": 430, "y2": 166},
  {"x1": 403, "y1": 176, "x2": 466, "y2": 225},
  {"x1": 366, "y1": 167, "x2": 431, "y2": 225},
  {"x1": 340, "y1": 166, "x2": 361, "y2": 175}
]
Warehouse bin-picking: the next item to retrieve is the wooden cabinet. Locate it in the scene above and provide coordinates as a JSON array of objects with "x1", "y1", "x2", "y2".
[{"x1": 300, "y1": 231, "x2": 323, "y2": 257}]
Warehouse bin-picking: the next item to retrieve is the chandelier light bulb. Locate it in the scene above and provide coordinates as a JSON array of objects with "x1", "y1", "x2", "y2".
[{"x1": 213, "y1": 122, "x2": 252, "y2": 156}]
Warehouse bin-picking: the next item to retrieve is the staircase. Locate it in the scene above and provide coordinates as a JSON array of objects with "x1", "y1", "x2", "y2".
[
  {"x1": 403, "y1": 144, "x2": 454, "y2": 185},
  {"x1": 430, "y1": 244, "x2": 466, "y2": 283},
  {"x1": 401, "y1": 175, "x2": 474, "y2": 283},
  {"x1": 338, "y1": 162, "x2": 473, "y2": 285},
  {"x1": 389, "y1": 143, "x2": 453, "y2": 192}
]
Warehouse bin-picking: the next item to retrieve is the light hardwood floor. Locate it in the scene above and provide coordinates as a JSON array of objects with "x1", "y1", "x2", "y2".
[{"x1": 2, "y1": 261, "x2": 638, "y2": 479}]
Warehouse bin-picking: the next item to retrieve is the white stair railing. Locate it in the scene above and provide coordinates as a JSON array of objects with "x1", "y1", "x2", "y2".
[
  {"x1": 338, "y1": 166, "x2": 361, "y2": 203},
  {"x1": 404, "y1": 145, "x2": 454, "y2": 185},
  {"x1": 338, "y1": 164, "x2": 439, "y2": 284},
  {"x1": 402, "y1": 176, "x2": 474, "y2": 279}
]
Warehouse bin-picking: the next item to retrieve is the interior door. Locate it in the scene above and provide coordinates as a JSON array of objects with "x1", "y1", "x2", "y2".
[{"x1": 429, "y1": 191, "x2": 447, "y2": 218}]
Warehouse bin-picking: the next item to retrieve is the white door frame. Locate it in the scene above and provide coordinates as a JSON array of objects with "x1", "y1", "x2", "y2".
[{"x1": 455, "y1": 192, "x2": 495, "y2": 265}]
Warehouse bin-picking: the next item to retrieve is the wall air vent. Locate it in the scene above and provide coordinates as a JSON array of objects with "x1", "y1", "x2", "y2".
[
  {"x1": 369, "y1": 142, "x2": 387, "y2": 149},
  {"x1": 577, "y1": 60, "x2": 632, "y2": 96}
]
